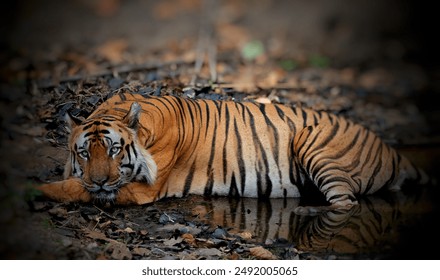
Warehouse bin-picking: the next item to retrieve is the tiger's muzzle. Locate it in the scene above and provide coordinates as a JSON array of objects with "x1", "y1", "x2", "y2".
[{"x1": 84, "y1": 180, "x2": 122, "y2": 202}]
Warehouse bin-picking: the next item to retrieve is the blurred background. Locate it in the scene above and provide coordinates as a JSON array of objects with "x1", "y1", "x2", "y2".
[
  {"x1": 1, "y1": 0, "x2": 437, "y2": 67},
  {"x1": 1, "y1": 0, "x2": 438, "y2": 137}
]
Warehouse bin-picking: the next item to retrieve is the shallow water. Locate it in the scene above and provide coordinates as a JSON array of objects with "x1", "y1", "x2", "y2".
[{"x1": 144, "y1": 182, "x2": 439, "y2": 259}]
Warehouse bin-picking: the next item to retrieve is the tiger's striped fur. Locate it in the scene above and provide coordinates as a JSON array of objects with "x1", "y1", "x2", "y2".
[{"x1": 38, "y1": 93, "x2": 428, "y2": 212}]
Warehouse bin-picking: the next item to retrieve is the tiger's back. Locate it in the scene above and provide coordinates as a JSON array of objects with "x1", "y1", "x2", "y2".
[{"x1": 38, "y1": 92, "x2": 428, "y2": 211}]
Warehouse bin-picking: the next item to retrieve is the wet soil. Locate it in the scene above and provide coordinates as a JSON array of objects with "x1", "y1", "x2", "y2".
[{"x1": 1, "y1": 0, "x2": 439, "y2": 260}]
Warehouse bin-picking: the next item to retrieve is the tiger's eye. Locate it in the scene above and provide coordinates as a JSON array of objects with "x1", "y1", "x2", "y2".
[
  {"x1": 79, "y1": 150, "x2": 89, "y2": 158},
  {"x1": 110, "y1": 146, "x2": 121, "y2": 155}
]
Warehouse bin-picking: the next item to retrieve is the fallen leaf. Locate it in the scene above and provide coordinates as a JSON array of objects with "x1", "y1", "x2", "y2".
[
  {"x1": 228, "y1": 252, "x2": 240, "y2": 260},
  {"x1": 196, "y1": 248, "x2": 222, "y2": 257},
  {"x1": 238, "y1": 231, "x2": 253, "y2": 240},
  {"x1": 96, "y1": 39, "x2": 128, "y2": 64},
  {"x1": 86, "y1": 230, "x2": 107, "y2": 241},
  {"x1": 254, "y1": 97, "x2": 271, "y2": 104},
  {"x1": 163, "y1": 237, "x2": 183, "y2": 247},
  {"x1": 241, "y1": 40, "x2": 265, "y2": 61},
  {"x1": 249, "y1": 246, "x2": 277, "y2": 260},
  {"x1": 108, "y1": 241, "x2": 132, "y2": 260},
  {"x1": 132, "y1": 247, "x2": 150, "y2": 257},
  {"x1": 48, "y1": 206, "x2": 68, "y2": 218},
  {"x1": 124, "y1": 227, "x2": 135, "y2": 233},
  {"x1": 182, "y1": 233, "x2": 196, "y2": 246}
]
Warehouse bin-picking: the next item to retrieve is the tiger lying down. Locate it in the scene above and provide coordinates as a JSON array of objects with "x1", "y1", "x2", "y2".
[{"x1": 38, "y1": 93, "x2": 428, "y2": 214}]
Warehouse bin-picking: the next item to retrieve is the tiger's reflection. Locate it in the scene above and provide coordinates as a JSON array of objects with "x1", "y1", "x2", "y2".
[{"x1": 190, "y1": 188, "x2": 433, "y2": 256}]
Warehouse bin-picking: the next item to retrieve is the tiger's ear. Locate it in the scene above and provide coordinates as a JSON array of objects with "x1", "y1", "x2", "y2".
[
  {"x1": 122, "y1": 102, "x2": 141, "y2": 130},
  {"x1": 64, "y1": 112, "x2": 83, "y2": 133}
]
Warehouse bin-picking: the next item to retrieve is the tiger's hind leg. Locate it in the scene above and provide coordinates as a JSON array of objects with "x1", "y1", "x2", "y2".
[
  {"x1": 293, "y1": 122, "x2": 361, "y2": 215},
  {"x1": 294, "y1": 186, "x2": 358, "y2": 215}
]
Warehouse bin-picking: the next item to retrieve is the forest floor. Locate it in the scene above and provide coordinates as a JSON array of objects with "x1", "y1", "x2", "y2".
[{"x1": 0, "y1": 0, "x2": 439, "y2": 259}]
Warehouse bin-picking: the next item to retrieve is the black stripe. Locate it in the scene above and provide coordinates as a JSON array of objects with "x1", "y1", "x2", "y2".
[
  {"x1": 233, "y1": 119, "x2": 246, "y2": 195},
  {"x1": 71, "y1": 152, "x2": 77, "y2": 175},
  {"x1": 247, "y1": 105, "x2": 271, "y2": 194},
  {"x1": 297, "y1": 126, "x2": 320, "y2": 163},
  {"x1": 300, "y1": 121, "x2": 340, "y2": 165},
  {"x1": 83, "y1": 123, "x2": 94, "y2": 130},
  {"x1": 327, "y1": 193, "x2": 356, "y2": 202},
  {"x1": 308, "y1": 128, "x2": 361, "y2": 177},
  {"x1": 135, "y1": 165, "x2": 142, "y2": 176},
  {"x1": 84, "y1": 131, "x2": 94, "y2": 138},
  {"x1": 274, "y1": 104, "x2": 285, "y2": 120},
  {"x1": 365, "y1": 143, "x2": 383, "y2": 193},
  {"x1": 382, "y1": 145, "x2": 397, "y2": 188},
  {"x1": 118, "y1": 92, "x2": 127, "y2": 101},
  {"x1": 125, "y1": 145, "x2": 132, "y2": 161},
  {"x1": 202, "y1": 100, "x2": 210, "y2": 140},
  {"x1": 229, "y1": 172, "x2": 240, "y2": 197},
  {"x1": 204, "y1": 114, "x2": 218, "y2": 195},
  {"x1": 130, "y1": 142, "x2": 138, "y2": 158},
  {"x1": 183, "y1": 162, "x2": 196, "y2": 196},
  {"x1": 113, "y1": 108, "x2": 129, "y2": 114},
  {"x1": 222, "y1": 104, "x2": 231, "y2": 183},
  {"x1": 204, "y1": 173, "x2": 214, "y2": 196},
  {"x1": 257, "y1": 171, "x2": 263, "y2": 198},
  {"x1": 121, "y1": 163, "x2": 134, "y2": 170},
  {"x1": 301, "y1": 108, "x2": 308, "y2": 128},
  {"x1": 265, "y1": 174, "x2": 272, "y2": 197},
  {"x1": 258, "y1": 104, "x2": 280, "y2": 165},
  {"x1": 288, "y1": 141, "x2": 297, "y2": 185}
]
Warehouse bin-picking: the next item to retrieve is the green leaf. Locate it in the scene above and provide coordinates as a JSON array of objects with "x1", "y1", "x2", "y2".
[
  {"x1": 279, "y1": 59, "x2": 298, "y2": 71},
  {"x1": 309, "y1": 54, "x2": 330, "y2": 68},
  {"x1": 24, "y1": 184, "x2": 43, "y2": 202},
  {"x1": 241, "y1": 40, "x2": 265, "y2": 61}
]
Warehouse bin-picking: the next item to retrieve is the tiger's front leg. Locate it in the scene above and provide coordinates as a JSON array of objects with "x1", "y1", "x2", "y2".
[
  {"x1": 37, "y1": 178, "x2": 91, "y2": 203},
  {"x1": 115, "y1": 182, "x2": 162, "y2": 205}
]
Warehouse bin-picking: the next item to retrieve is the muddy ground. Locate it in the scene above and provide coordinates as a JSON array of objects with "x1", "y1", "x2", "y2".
[{"x1": 1, "y1": 0, "x2": 439, "y2": 260}]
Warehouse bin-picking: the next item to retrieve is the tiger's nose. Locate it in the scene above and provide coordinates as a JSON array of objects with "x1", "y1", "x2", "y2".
[{"x1": 92, "y1": 177, "x2": 109, "y2": 187}]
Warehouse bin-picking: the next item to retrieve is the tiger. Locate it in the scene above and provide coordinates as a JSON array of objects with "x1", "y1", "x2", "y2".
[{"x1": 37, "y1": 92, "x2": 428, "y2": 213}]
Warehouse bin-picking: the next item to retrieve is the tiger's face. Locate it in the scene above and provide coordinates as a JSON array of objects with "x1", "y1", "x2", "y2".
[{"x1": 65, "y1": 103, "x2": 157, "y2": 202}]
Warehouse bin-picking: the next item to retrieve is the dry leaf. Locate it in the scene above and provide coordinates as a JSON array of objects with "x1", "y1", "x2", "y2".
[
  {"x1": 163, "y1": 237, "x2": 183, "y2": 247},
  {"x1": 228, "y1": 252, "x2": 240, "y2": 260},
  {"x1": 238, "y1": 231, "x2": 253, "y2": 240},
  {"x1": 132, "y1": 247, "x2": 150, "y2": 257},
  {"x1": 86, "y1": 230, "x2": 108, "y2": 241},
  {"x1": 96, "y1": 39, "x2": 128, "y2": 63},
  {"x1": 249, "y1": 246, "x2": 277, "y2": 260},
  {"x1": 182, "y1": 233, "x2": 196, "y2": 246},
  {"x1": 254, "y1": 97, "x2": 272, "y2": 104},
  {"x1": 197, "y1": 248, "x2": 222, "y2": 257},
  {"x1": 124, "y1": 227, "x2": 134, "y2": 233},
  {"x1": 48, "y1": 206, "x2": 68, "y2": 218},
  {"x1": 108, "y1": 241, "x2": 132, "y2": 260}
]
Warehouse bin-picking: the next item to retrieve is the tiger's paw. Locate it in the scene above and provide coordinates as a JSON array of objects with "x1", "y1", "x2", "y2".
[
  {"x1": 37, "y1": 178, "x2": 91, "y2": 203},
  {"x1": 115, "y1": 182, "x2": 156, "y2": 205}
]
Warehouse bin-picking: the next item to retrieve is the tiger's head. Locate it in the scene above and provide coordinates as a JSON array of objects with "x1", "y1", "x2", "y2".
[{"x1": 64, "y1": 102, "x2": 157, "y2": 203}]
